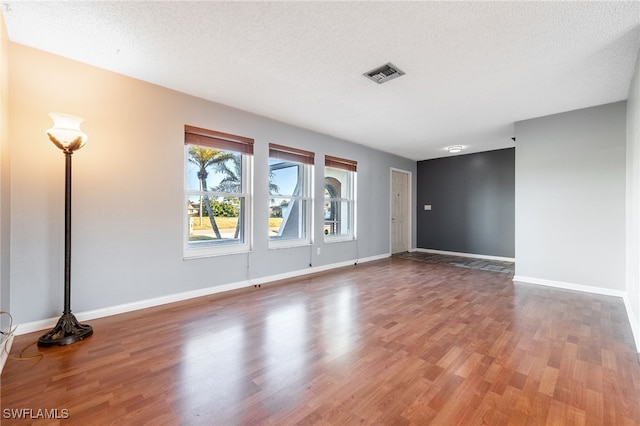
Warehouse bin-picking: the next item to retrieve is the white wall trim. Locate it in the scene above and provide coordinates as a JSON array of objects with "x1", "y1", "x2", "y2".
[
  {"x1": 413, "y1": 248, "x2": 515, "y2": 263},
  {"x1": 623, "y1": 294, "x2": 640, "y2": 354},
  {"x1": 513, "y1": 275, "x2": 626, "y2": 298},
  {"x1": 0, "y1": 334, "x2": 14, "y2": 374},
  {"x1": 15, "y1": 253, "x2": 390, "y2": 336}
]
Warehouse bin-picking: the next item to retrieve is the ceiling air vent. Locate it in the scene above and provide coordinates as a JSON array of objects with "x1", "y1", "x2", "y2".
[{"x1": 363, "y1": 62, "x2": 405, "y2": 84}]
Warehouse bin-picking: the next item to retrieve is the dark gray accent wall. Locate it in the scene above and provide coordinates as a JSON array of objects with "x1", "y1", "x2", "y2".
[{"x1": 417, "y1": 148, "x2": 515, "y2": 258}]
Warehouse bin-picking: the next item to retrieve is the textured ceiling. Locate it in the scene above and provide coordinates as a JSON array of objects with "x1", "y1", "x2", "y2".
[{"x1": 2, "y1": 1, "x2": 640, "y2": 160}]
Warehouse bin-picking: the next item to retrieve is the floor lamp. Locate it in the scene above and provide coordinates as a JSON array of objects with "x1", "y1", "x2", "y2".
[{"x1": 38, "y1": 113, "x2": 93, "y2": 347}]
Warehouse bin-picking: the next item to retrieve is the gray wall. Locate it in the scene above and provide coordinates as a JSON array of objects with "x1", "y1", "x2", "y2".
[
  {"x1": 515, "y1": 101, "x2": 626, "y2": 291},
  {"x1": 7, "y1": 43, "x2": 416, "y2": 325},
  {"x1": 416, "y1": 148, "x2": 515, "y2": 258},
  {"x1": 626, "y1": 48, "x2": 640, "y2": 345},
  {"x1": 0, "y1": 15, "x2": 10, "y2": 329}
]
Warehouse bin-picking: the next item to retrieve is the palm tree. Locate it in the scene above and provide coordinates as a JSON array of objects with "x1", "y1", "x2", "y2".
[
  {"x1": 215, "y1": 153, "x2": 280, "y2": 193},
  {"x1": 213, "y1": 153, "x2": 242, "y2": 193},
  {"x1": 214, "y1": 154, "x2": 244, "y2": 239},
  {"x1": 215, "y1": 154, "x2": 279, "y2": 238},
  {"x1": 188, "y1": 146, "x2": 233, "y2": 239}
]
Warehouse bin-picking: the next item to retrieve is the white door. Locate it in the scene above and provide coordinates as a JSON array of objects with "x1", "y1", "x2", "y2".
[{"x1": 391, "y1": 169, "x2": 410, "y2": 254}]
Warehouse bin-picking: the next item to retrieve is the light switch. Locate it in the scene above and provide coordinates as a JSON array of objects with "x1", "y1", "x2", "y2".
[{"x1": 424, "y1": 205, "x2": 432, "y2": 211}]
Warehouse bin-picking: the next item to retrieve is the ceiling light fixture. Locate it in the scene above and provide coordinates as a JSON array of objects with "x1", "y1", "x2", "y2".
[{"x1": 447, "y1": 145, "x2": 463, "y2": 153}]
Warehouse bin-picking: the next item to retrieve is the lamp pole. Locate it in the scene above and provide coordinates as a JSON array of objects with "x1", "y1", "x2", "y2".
[{"x1": 38, "y1": 113, "x2": 93, "y2": 347}]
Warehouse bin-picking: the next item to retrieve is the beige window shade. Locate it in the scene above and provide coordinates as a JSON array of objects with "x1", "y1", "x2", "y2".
[
  {"x1": 325, "y1": 155, "x2": 357, "y2": 172},
  {"x1": 269, "y1": 143, "x2": 315, "y2": 164},
  {"x1": 185, "y1": 125, "x2": 254, "y2": 155}
]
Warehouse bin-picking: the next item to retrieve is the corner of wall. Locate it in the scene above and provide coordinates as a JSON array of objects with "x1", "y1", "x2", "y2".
[
  {"x1": 0, "y1": 12, "x2": 12, "y2": 371},
  {"x1": 626, "y1": 46, "x2": 640, "y2": 354}
]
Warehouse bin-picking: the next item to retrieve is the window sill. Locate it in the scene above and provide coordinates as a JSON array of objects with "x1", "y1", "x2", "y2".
[{"x1": 323, "y1": 236, "x2": 356, "y2": 244}]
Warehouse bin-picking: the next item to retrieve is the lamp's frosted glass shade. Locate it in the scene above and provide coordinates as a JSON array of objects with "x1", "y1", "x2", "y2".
[{"x1": 47, "y1": 113, "x2": 88, "y2": 152}]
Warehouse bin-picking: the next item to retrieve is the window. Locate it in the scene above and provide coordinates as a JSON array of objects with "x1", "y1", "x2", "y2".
[
  {"x1": 268, "y1": 144, "x2": 314, "y2": 247},
  {"x1": 324, "y1": 155, "x2": 357, "y2": 240},
  {"x1": 184, "y1": 125, "x2": 253, "y2": 257}
]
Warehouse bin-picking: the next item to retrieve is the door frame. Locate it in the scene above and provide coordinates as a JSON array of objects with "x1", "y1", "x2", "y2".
[{"x1": 389, "y1": 167, "x2": 412, "y2": 254}]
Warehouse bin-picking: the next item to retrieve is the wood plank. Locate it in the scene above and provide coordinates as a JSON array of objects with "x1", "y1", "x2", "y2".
[{"x1": 2, "y1": 258, "x2": 640, "y2": 424}]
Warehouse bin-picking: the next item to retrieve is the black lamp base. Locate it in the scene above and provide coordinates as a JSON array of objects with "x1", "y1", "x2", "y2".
[{"x1": 37, "y1": 312, "x2": 93, "y2": 347}]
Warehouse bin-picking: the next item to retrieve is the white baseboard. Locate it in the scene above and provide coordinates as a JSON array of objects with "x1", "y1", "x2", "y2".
[
  {"x1": 16, "y1": 253, "x2": 389, "y2": 336},
  {"x1": 512, "y1": 275, "x2": 626, "y2": 298},
  {"x1": 623, "y1": 294, "x2": 640, "y2": 354},
  {"x1": 413, "y1": 248, "x2": 515, "y2": 263},
  {"x1": 0, "y1": 333, "x2": 14, "y2": 374}
]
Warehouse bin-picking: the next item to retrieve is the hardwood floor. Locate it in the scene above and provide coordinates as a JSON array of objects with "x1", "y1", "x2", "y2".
[{"x1": 2, "y1": 257, "x2": 640, "y2": 425}]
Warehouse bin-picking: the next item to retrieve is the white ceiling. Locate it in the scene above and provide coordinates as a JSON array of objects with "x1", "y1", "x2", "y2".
[{"x1": 2, "y1": 1, "x2": 640, "y2": 160}]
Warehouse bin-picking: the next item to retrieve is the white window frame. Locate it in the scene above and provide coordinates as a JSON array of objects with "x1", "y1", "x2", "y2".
[
  {"x1": 183, "y1": 127, "x2": 253, "y2": 258},
  {"x1": 324, "y1": 158, "x2": 357, "y2": 242},
  {"x1": 268, "y1": 144, "x2": 314, "y2": 249}
]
